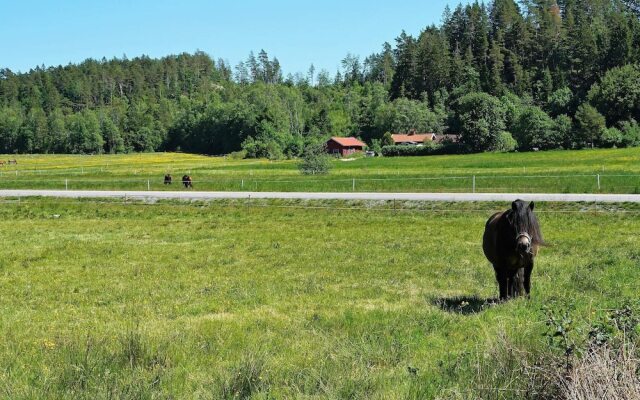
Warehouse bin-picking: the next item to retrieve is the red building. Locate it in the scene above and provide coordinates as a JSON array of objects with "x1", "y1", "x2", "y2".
[{"x1": 326, "y1": 137, "x2": 366, "y2": 157}]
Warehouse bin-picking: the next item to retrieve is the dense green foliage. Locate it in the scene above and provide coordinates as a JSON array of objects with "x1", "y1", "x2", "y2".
[
  {"x1": 2, "y1": 1, "x2": 640, "y2": 156},
  {"x1": 381, "y1": 143, "x2": 440, "y2": 157},
  {"x1": 380, "y1": 142, "x2": 465, "y2": 156},
  {"x1": 454, "y1": 92, "x2": 507, "y2": 151}
]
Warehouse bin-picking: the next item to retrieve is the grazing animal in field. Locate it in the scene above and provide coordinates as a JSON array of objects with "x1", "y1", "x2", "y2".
[
  {"x1": 164, "y1": 174, "x2": 172, "y2": 185},
  {"x1": 482, "y1": 200, "x2": 544, "y2": 300},
  {"x1": 182, "y1": 175, "x2": 193, "y2": 188},
  {"x1": 0, "y1": 161, "x2": 5, "y2": 166},
  {"x1": 7, "y1": 159, "x2": 17, "y2": 165}
]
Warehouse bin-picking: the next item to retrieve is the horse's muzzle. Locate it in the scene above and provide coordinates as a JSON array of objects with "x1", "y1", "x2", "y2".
[{"x1": 517, "y1": 242, "x2": 531, "y2": 254}]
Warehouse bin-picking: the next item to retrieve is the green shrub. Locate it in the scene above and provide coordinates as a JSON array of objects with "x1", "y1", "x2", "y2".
[
  {"x1": 453, "y1": 92, "x2": 507, "y2": 152},
  {"x1": 601, "y1": 127, "x2": 624, "y2": 148},
  {"x1": 495, "y1": 131, "x2": 518, "y2": 152},
  {"x1": 575, "y1": 104, "x2": 606, "y2": 148},
  {"x1": 620, "y1": 120, "x2": 640, "y2": 147},
  {"x1": 228, "y1": 150, "x2": 247, "y2": 160},
  {"x1": 381, "y1": 144, "x2": 438, "y2": 157},
  {"x1": 382, "y1": 132, "x2": 395, "y2": 147},
  {"x1": 512, "y1": 106, "x2": 559, "y2": 150},
  {"x1": 381, "y1": 142, "x2": 464, "y2": 157},
  {"x1": 298, "y1": 143, "x2": 332, "y2": 175}
]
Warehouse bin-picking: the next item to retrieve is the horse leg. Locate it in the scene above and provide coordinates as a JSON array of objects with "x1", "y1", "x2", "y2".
[
  {"x1": 495, "y1": 266, "x2": 508, "y2": 300},
  {"x1": 524, "y1": 261, "x2": 534, "y2": 298},
  {"x1": 505, "y1": 271, "x2": 520, "y2": 298},
  {"x1": 507, "y1": 274, "x2": 515, "y2": 298},
  {"x1": 515, "y1": 267, "x2": 526, "y2": 297}
]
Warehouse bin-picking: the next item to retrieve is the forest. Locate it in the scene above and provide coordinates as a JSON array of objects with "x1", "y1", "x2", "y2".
[{"x1": 1, "y1": 0, "x2": 640, "y2": 157}]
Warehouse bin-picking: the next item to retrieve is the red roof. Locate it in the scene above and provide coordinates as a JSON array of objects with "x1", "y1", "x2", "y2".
[
  {"x1": 329, "y1": 137, "x2": 366, "y2": 147},
  {"x1": 392, "y1": 133, "x2": 436, "y2": 144}
]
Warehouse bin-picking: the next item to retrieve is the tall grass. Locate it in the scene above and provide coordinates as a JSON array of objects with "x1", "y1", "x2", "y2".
[{"x1": 562, "y1": 344, "x2": 640, "y2": 400}]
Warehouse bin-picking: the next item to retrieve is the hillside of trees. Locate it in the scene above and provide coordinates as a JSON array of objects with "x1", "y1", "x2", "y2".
[{"x1": 2, "y1": 0, "x2": 640, "y2": 157}]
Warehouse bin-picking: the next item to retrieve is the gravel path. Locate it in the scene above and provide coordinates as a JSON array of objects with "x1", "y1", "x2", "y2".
[{"x1": 1, "y1": 189, "x2": 639, "y2": 203}]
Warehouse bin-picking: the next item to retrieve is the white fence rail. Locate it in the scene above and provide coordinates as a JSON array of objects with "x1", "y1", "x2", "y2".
[{"x1": 0, "y1": 173, "x2": 639, "y2": 193}]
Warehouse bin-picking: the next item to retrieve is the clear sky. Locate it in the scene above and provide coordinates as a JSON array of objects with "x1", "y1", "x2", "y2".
[{"x1": 1, "y1": 0, "x2": 472, "y2": 75}]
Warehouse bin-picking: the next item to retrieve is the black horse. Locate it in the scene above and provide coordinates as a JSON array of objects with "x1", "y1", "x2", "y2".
[
  {"x1": 482, "y1": 200, "x2": 544, "y2": 300},
  {"x1": 182, "y1": 175, "x2": 193, "y2": 188},
  {"x1": 164, "y1": 174, "x2": 172, "y2": 185}
]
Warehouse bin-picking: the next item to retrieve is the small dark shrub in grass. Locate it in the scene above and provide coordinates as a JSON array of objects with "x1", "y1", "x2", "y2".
[
  {"x1": 298, "y1": 143, "x2": 332, "y2": 175},
  {"x1": 217, "y1": 353, "x2": 269, "y2": 399}
]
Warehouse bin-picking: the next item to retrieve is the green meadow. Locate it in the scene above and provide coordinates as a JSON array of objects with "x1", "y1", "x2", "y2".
[
  {"x1": 2, "y1": 147, "x2": 640, "y2": 193},
  {"x1": 0, "y1": 198, "x2": 638, "y2": 398}
]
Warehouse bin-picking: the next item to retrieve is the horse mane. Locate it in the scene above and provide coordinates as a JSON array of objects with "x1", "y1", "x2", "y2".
[
  {"x1": 526, "y1": 211, "x2": 545, "y2": 246},
  {"x1": 508, "y1": 201, "x2": 545, "y2": 246}
]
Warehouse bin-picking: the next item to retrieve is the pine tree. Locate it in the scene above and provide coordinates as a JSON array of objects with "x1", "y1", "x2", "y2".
[
  {"x1": 390, "y1": 31, "x2": 417, "y2": 99},
  {"x1": 414, "y1": 27, "x2": 451, "y2": 104}
]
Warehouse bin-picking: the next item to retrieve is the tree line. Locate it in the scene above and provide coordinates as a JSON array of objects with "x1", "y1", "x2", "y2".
[{"x1": 1, "y1": 0, "x2": 640, "y2": 157}]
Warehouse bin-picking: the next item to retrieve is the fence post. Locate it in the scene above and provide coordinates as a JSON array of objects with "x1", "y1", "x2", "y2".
[
  {"x1": 472, "y1": 175, "x2": 476, "y2": 193},
  {"x1": 65, "y1": 179, "x2": 68, "y2": 190},
  {"x1": 597, "y1": 174, "x2": 601, "y2": 191},
  {"x1": 147, "y1": 179, "x2": 150, "y2": 191},
  {"x1": 241, "y1": 179, "x2": 244, "y2": 190},
  {"x1": 352, "y1": 178, "x2": 356, "y2": 192}
]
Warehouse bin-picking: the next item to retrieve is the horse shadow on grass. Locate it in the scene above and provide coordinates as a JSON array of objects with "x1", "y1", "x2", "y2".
[{"x1": 432, "y1": 295, "x2": 499, "y2": 315}]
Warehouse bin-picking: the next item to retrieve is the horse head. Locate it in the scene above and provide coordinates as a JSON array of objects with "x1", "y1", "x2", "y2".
[{"x1": 507, "y1": 200, "x2": 543, "y2": 256}]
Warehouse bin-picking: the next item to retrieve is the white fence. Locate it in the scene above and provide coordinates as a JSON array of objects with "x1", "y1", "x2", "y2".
[{"x1": 0, "y1": 172, "x2": 639, "y2": 193}]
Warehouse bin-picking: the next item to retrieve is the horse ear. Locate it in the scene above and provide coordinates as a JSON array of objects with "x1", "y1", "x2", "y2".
[
  {"x1": 529, "y1": 201, "x2": 535, "y2": 211},
  {"x1": 512, "y1": 201, "x2": 518, "y2": 211}
]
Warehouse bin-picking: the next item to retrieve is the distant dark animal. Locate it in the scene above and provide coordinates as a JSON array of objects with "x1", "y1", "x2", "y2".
[
  {"x1": 164, "y1": 174, "x2": 172, "y2": 185},
  {"x1": 482, "y1": 200, "x2": 544, "y2": 300},
  {"x1": 7, "y1": 159, "x2": 17, "y2": 165},
  {"x1": 182, "y1": 175, "x2": 193, "y2": 188}
]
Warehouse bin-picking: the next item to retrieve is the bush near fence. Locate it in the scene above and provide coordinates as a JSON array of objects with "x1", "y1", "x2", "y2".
[{"x1": 381, "y1": 142, "x2": 465, "y2": 157}]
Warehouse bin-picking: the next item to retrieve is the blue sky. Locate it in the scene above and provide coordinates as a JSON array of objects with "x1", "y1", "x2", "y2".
[{"x1": 1, "y1": 0, "x2": 472, "y2": 75}]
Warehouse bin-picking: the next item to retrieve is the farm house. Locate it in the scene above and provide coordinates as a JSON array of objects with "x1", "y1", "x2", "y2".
[
  {"x1": 391, "y1": 131, "x2": 461, "y2": 146},
  {"x1": 391, "y1": 132, "x2": 437, "y2": 146},
  {"x1": 326, "y1": 137, "x2": 366, "y2": 157}
]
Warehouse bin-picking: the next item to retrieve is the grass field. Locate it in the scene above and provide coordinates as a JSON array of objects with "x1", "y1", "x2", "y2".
[
  {"x1": 1, "y1": 198, "x2": 638, "y2": 398},
  {"x1": 2, "y1": 147, "x2": 640, "y2": 193}
]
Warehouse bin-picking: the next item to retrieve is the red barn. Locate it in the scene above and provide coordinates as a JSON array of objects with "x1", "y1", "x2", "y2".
[{"x1": 326, "y1": 137, "x2": 366, "y2": 157}]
